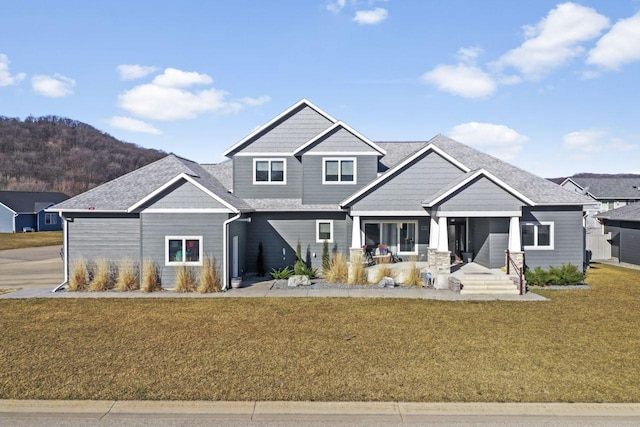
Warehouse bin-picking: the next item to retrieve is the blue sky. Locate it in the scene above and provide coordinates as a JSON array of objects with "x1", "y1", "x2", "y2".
[{"x1": 1, "y1": 0, "x2": 639, "y2": 177}]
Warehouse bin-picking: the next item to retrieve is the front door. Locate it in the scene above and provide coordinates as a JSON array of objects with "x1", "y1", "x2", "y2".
[{"x1": 448, "y1": 218, "x2": 467, "y2": 261}]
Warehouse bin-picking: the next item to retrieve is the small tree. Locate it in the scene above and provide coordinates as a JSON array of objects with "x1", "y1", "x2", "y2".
[
  {"x1": 296, "y1": 239, "x2": 302, "y2": 263},
  {"x1": 322, "y1": 239, "x2": 330, "y2": 273},
  {"x1": 257, "y1": 241, "x2": 266, "y2": 277}
]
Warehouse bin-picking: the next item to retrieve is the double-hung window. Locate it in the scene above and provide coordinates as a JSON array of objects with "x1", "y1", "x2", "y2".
[
  {"x1": 44, "y1": 213, "x2": 57, "y2": 225},
  {"x1": 316, "y1": 220, "x2": 334, "y2": 243},
  {"x1": 521, "y1": 222, "x2": 554, "y2": 250},
  {"x1": 254, "y1": 158, "x2": 286, "y2": 184},
  {"x1": 166, "y1": 236, "x2": 203, "y2": 266},
  {"x1": 323, "y1": 158, "x2": 356, "y2": 184}
]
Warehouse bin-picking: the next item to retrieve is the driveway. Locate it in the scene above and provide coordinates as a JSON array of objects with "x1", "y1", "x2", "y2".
[{"x1": 0, "y1": 246, "x2": 63, "y2": 289}]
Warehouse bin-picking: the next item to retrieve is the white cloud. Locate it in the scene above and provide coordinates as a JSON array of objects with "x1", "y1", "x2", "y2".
[
  {"x1": 353, "y1": 8, "x2": 388, "y2": 25},
  {"x1": 31, "y1": 74, "x2": 75, "y2": 97},
  {"x1": 421, "y1": 64, "x2": 496, "y2": 98},
  {"x1": 494, "y1": 2, "x2": 609, "y2": 79},
  {"x1": 448, "y1": 122, "x2": 528, "y2": 161},
  {"x1": 0, "y1": 54, "x2": 26, "y2": 86},
  {"x1": 587, "y1": 12, "x2": 640, "y2": 70},
  {"x1": 457, "y1": 46, "x2": 482, "y2": 63},
  {"x1": 117, "y1": 67, "x2": 269, "y2": 121},
  {"x1": 563, "y1": 129, "x2": 637, "y2": 152},
  {"x1": 326, "y1": 0, "x2": 346, "y2": 13},
  {"x1": 117, "y1": 64, "x2": 158, "y2": 80},
  {"x1": 109, "y1": 116, "x2": 163, "y2": 135}
]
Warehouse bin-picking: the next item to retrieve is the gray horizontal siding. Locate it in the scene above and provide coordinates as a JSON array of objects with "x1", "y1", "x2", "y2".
[
  {"x1": 245, "y1": 212, "x2": 349, "y2": 273},
  {"x1": 143, "y1": 180, "x2": 230, "y2": 210},
  {"x1": 351, "y1": 151, "x2": 465, "y2": 212},
  {"x1": 470, "y1": 218, "x2": 508, "y2": 269},
  {"x1": 437, "y1": 176, "x2": 524, "y2": 212},
  {"x1": 233, "y1": 156, "x2": 302, "y2": 199},
  {"x1": 238, "y1": 105, "x2": 333, "y2": 153},
  {"x1": 0, "y1": 205, "x2": 13, "y2": 232},
  {"x1": 302, "y1": 156, "x2": 378, "y2": 205},
  {"x1": 522, "y1": 207, "x2": 584, "y2": 269},
  {"x1": 306, "y1": 127, "x2": 379, "y2": 153},
  {"x1": 606, "y1": 221, "x2": 640, "y2": 265},
  {"x1": 141, "y1": 212, "x2": 227, "y2": 287},
  {"x1": 67, "y1": 214, "x2": 140, "y2": 265}
]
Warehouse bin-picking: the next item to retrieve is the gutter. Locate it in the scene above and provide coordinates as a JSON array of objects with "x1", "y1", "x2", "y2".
[
  {"x1": 51, "y1": 213, "x2": 69, "y2": 292},
  {"x1": 222, "y1": 213, "x2": 241, "y2": 290}
]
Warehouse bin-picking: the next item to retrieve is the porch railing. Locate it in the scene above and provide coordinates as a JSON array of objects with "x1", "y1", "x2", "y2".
[{"x1": 505, "y1": 249, "x2": 525, "y2": 295}]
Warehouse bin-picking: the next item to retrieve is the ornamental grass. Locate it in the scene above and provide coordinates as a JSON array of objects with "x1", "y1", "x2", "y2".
[
  {"x1": 141, "y1": 259, "x2": 162, "y2": 293},
  {"x1": 197, "y1": 255, "x2": 221, "y2": 293},
  {"x1": 325, "y1": 252, "x2": 348, "y2": 284},
  {"x1": 114, "y1": 259, "x2": 139, "y2": 292},
  {"x1": 68, "y1": 257, "x2": 88, "y2": 291}
]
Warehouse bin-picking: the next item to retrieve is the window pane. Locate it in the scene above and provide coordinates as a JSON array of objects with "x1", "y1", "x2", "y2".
[
  {"x1": 382, "y1": 223, "x2": 398, "y2": 253},
  {"x1": 364, "y1": 223, "x2": 380, "y2": 247},
  {"x1": 400, "y1": 223, "x2": 415, "y2": 252},
  {"x1": 270, "y1": 161, "x2": 284, "y2": 182},
  {"x1": 340, "y1": 160, "x2": 354, "y2": 182},
  {"x1": 538, "y1": 225, "x2": 551, "y2": 246},
  {"x1": 255, "y1": 161, "x2": 269, "y2": 181},
  {"x1": 325, "y1": 160, "x2": 339, "y2": 181},
  {"x1": 185, "y1": 239, "x2": 200, "y2": 262},
  {"x1": 169, "y1": 239, "x2": 183, "y2": 262},
  {"x1": 522, "y1": 224, "x2": 535, "y2": 246},
  {"x1": 318, "y1": 222, "x2": 331, "y2": 240}
]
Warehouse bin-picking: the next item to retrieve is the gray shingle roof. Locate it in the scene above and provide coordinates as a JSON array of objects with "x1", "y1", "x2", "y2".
[
  {"x1": 568, "y1": 177, "x2": 640, "y2": 199},
  {"x1": 597, "y1": 203, "x2": 640, "y2": 221},
  {"x1": 201, "y1": 160, "x2": 233, "y2": 191},
  {"x1": 0, "y1": 191, "x2": 69, "y2": 213},
  {"x1": 376, "y1": 141, "x2": 427, "y2": 172}
]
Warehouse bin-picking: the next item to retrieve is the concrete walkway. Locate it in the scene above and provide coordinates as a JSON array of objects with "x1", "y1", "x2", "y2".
[{"x1": 1, "y1": 400, "x2": 639, "y2": 422}]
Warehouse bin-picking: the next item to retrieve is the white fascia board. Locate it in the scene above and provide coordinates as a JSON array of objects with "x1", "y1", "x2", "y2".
[
  {"x1": 349, "y1": 210, "x2": 429, "y2": 217},
  {"x1": 141, "y1": 208, "x2": 234, "y2": 213},
  {"x1": 222, "y1": 99, "x2": 338, "y2": 157},
  {"x1": 293, "y1": 121, "x2": 386, "y2": 157},
  {"x1": 303, "y1": 151, "x2": 380, "y2": 156},
  {"x1": 559, "y1": 177, "x2": 581, "y2": 189},
  {"x1": 435, "y1": 210, "x2": 522, "y2": 218},
  {"x1": 0, "y1": 201, "x2": 17, "y2": 214},
  {"x1": 340, "y1": 143, "x2": 470, "y2": 207},
  {"x1": 127, "y1": 173, "x2": 238, "y2": 214},
  {"x1": 45, "y1": 209, "x2": 127, "y2": 213},
  {"x1": 233, "y1": 152, "x2": 294, "y2": 157},
  {"x1": 423, "y1": 169, "x2": 535, "y2": 208}
]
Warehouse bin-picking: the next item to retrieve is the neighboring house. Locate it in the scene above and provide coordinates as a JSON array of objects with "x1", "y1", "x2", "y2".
[
  {"x1": 597, "y1": 203, "x2": 640, "y2": 266},
  {"x1": 50, "y1": 99, "x2": 591, "y2": 289},
  {"x1": 0, "y1": 191, "x2": 69, "y2": 233}
]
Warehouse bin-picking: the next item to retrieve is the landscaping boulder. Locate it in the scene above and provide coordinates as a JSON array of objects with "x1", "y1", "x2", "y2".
[
  {"x1": 288, "y1": 275, "x2": 311, "y2": 287},
  {"x1": 378, "y1": 276, "x2": 395, "y2": 288}
]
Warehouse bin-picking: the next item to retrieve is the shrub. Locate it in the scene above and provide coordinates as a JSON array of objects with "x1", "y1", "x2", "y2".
[
  {"x1": 297, "y1": 263, "x2": 318, "y2": 279},
  {"x1": 115, "y1": 258, "x2": 139, "y2": 292},
  {"x1": 296, "y1": 239, "x2": 302, "y2": 262},
  {"x1": 257, "y1": 242, "x2": 265, "y2": 277},
  {"x1": 198, "y1": 255, "x2": 221, "y2": 293},
  {"x1": 141, "y1": 259, "x2": 162, "y2": 293},
  {"x1": 525, "y1": 264, "x2": 585, "y2": 286},
  {"x1": 68, "y1": 257, "x2": 88, "y2": 291},
  {"x1": 271, "y1": 266, "x2": 294, "y2": 280},
  {"x1": 348, "y1": 252, "x2": 369, "y2": 285},
  {"x1": 174, "y1": 265, "x2": 197, "y2": 292},
  {"x1": 373, "y1": 265, "x2": 395, "y2": 284},
  {"x1": 524, "y1": 266, "x2": 549, "y2": 287},
  {"x1": 88, "y1": 257, "x2": 114, "y2": 291},
  {"x1": 322, "y1": 239, "x2": 330, "y2": 273},
  {"x1": 403, "y1": 258, "x2": 424, "y2": 286},
  {"x1": 325, "y1": 253, "x2": 348, "y2": 284}
]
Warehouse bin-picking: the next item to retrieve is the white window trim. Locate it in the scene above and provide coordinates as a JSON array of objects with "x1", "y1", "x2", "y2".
[
  {"x1": 522, "y1": 221, "x2": 554, "y2": 251},
  {"x1": 322, "y1": 157, "x2": 357, "y2": 185},
  {"x1": 253, "y1": 158, "x2": 287, "y2": 185},
  {"x1": 316, "y1": 220, "x2": 334, "y2": 243},
  {"x1": 44, "y1": 213, "x2": 57, "y2": 225},
  {"x1": 362, "y1": 220, "x2": 419, "y2": 255},
  {"x1": 165, "y1": 236, "x2": 204, "y2": 266}
]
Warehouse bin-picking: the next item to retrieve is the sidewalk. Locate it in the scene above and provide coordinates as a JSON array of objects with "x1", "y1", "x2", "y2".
[{"x1": 1, "y1": 400, "x2": 639, "y2": 422}]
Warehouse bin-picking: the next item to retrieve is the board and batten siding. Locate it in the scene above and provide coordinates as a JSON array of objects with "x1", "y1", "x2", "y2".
[
  {"x1": 67, "y1": 214, "x2": 141, "y2": 264},
  {"x1": 232, "y1": 156, "x2": 302, "y2": 199},
  {"x1": 142, "y1": 180, "x2": 229, "y2": 210},
  {"x1": 522, "y1": 206, "x2": 585, "y2": 269},
  {"x1": 141, "y1": 212, "x2": 228, "y2": 287},
  {"x1": 302, "y1": 155, "x2": 378, "y2": 205},
  {"x1": 436, "y1": 176, "x2": 524, "y2": 212},
  {"x1": 350, "y1": 151, "x2": 465, "y2": 212},
  {"x1": 244, "y1": 211, "x2": 349, "y2": 273}
]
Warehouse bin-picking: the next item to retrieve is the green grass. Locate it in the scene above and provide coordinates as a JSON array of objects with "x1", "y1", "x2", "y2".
[
  {"x1": 0, "y1": 263, "x2": 639, "y2": 402},
  {"x1": 0, "y1": 231, "x2": 63, "y2": 250}
]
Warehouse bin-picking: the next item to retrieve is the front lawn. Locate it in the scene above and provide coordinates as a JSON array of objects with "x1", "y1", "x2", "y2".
[
  {"x1": 0, "y1": 263, "x2": 638, "y2": 402},
  {"x1": 0, "y1": 231, "x2": 63, "y2": 250}
]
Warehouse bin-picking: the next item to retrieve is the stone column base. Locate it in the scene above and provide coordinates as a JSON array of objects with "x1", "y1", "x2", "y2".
[
  {"x1": 506, "y1": 251, "x2": 525, "y2": 273},
  {"x1": 427, "y1": 247, "x2": 437, "y2": 272},
  {"x1": 349, "y1": 247, "x2": 363, "y2": 262},
  {"x1": 435, "y1": 251, "x2": 452, "y2": 290}
]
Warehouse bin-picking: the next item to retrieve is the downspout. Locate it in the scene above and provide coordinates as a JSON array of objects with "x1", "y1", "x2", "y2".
[
  {"x1": 222, "y1": 213, "x2": 241, "y2": 290},
  {"x1": 52, "y1": 213, "x2": 68, "y2": 292},
  {"x1": 12, "y1": 213, "x2": 18, "y2": 233}
]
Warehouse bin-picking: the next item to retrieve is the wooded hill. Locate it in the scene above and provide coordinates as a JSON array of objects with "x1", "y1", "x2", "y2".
[{"x1": 0, "y1": 116, "x2": 166, "y2": 196}]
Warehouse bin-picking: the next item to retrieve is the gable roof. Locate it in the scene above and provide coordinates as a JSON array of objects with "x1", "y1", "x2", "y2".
[
  {"x1": 292, "y1": 121, "x2": 387, "y2": 157},
  {"x1": 0, "y1": 191, "x2": 69, "y2": 214},
  {"x1": 50, "y1": 155, "x2": 251, "y2": 213},
  {"x1": 563, "y1": 177, "x2": 640, "y2": 199},
  {"x1": 597, "y1": 203, "x2": 640, "y2": 222},
  {"x1": 222, "y1": 99, "x2": 337, "y2": 157}
]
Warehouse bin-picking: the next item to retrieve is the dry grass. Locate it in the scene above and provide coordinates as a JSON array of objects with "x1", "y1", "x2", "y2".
[
  {"x1": 325, "y1": 253, "x2": 348, "y2": 284},
  {"x1": 401, "y1": 258, "x2": 424, "y2": 286},
  {"x1": 0, "y1": 231, "x2": 62, "y2": 250},
  {"x1": 173, "y1": 265, "x2": 196, "y2": 293},
  {"x1": 1, "y1": 263, "x2": 639, "y2": 402},
  {"x1": 373, "y1": 265, "x2": 395, "y2": 284},
  {"x1": 114, "y1": 259, "x2": 139, "y2": 292},
  {"x1": 68, "y1": 257, "x2": 88, "y2": 291},
  {"x1": 348, "y1": 253, "x2": 369, "y2": 285},
  {"x1": 198, "y1": 256, "x2": 221, "y2": 293},
  {"x1": 88, "y1": 258, "x2": 114, "y2": 292},
  {"x1": 141, "y1": 259, "x2": 162, "y2": 293}
]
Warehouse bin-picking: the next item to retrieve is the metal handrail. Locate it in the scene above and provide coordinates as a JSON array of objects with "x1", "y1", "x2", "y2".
[{"x1": 506, "y1": 249, "x2": 525, "y2": 295}]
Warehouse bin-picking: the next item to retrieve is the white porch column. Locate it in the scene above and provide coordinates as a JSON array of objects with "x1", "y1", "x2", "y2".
[
  {"x1": 437, "y1": 216, "x2": 448, "y2": 252},
  {"x1": 508, "y1": 216, "x2": 521, "y2": 252},
  {"x1": 351, "y1": 215, "x2": 361, "y2": 248},
  {"x1": 429, "y1": 216, "x2": 439, "y2": 248}
]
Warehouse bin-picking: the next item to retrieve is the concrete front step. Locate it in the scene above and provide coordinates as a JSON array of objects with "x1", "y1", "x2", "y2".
[
  {"x1": 461, "y1": 287, "x2": 520, "y2": 295},
  {"x1": 460, "y1": 280, "x2": 517, "y2": 288},
  {"x1": 460, "y1": 280, "x2": 520, "y2": 295}
]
